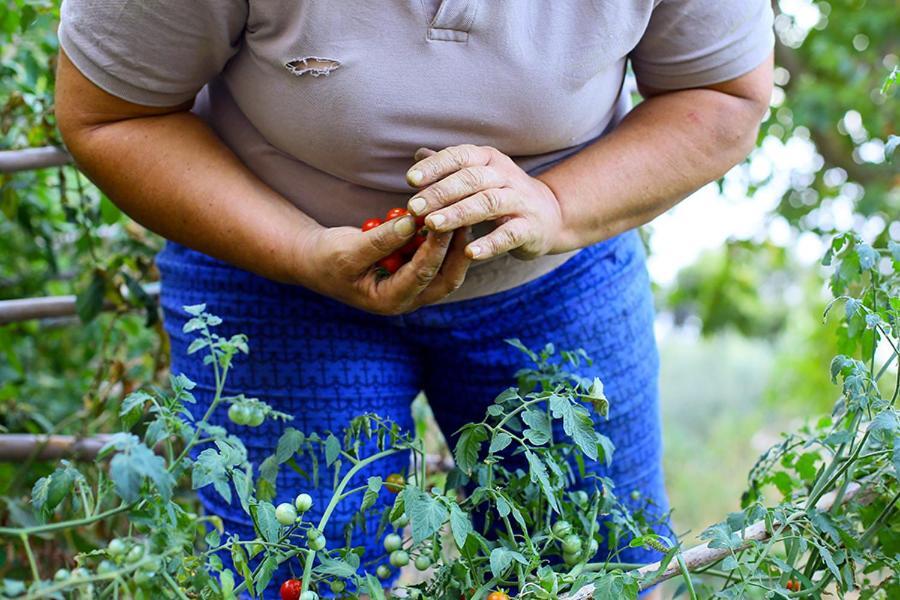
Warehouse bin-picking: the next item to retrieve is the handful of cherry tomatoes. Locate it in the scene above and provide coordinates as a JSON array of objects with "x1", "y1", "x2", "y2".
[{"x1": 362, "y1": 207, "x2": 428, "y2": 275}]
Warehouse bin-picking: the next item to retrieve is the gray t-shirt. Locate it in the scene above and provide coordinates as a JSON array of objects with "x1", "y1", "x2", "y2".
[{"x1": 59, "y1": 0, "x2": 774, "y2": 302}]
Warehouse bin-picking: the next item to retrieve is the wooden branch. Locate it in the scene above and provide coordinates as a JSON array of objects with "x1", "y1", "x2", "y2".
[
  {"x1": 0, "y1": 434, "x2": 116, "y2": 462},
  {"x1": 0, "y1": 282, "x2": 160, "y2": 325},
  {"x1": 0, "y1": 147, "x2": 71, "y2": 174},
  {"x1": 562, "y1": 482, "x2": 872, "y2": 599}
]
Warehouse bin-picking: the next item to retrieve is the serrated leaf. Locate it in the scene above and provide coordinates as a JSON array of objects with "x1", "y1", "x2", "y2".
[
  {"x1": 404, "y1": 486, "x2": 448, "y2": 544},
  {"x1": 450, "y1": 503, "x2": 472, "y2": 550},
  {"x1": 454, "y1": 424, "x2": 487, "y2": 475},
  {"x1": 276, "y1": 428, "x2": 304, "y2": 463},
  {"x1": 522, "y1": 409, "x2": 551, "y2": 445},
  {"x1": 256, "y1": 555, "x2": 278, "y2": 595},
  {"x1": 316, "y1": 556, "x2": 358, "y2": 578},
  {"x1": 253, "y1": 502, "x2": 280, "y2": 543},
  {"x1": 489, "y1": 547, "x2": 527, "y2": 579},
  {"x1": 361, "y1": 476, "x2": 382, "y2": 512},
  {"x1": 103, "y1": 434, "x2": 173, "y2": 503},
  {"x1": 856, "y1": 243, "x2": 878, "y2": 270},
  {"x1": 366, "y1": 574, "x2": 386, "y2": 600},
  {"x1": 549, "y1": 395, "x2": 599, "y2": 460},
  {"x1": 489, "y1": 432, "x2": 513, "y2": 454},
  {"x1": 525, "y1": 450, "x2": 559, "y2": 513}
]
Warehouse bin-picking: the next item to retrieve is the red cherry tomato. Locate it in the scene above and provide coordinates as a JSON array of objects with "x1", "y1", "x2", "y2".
[
  {"x1": 385, "y1": 207, "x2": 408, "y2": 220},
  {"x1": 377, "y1": 252, "x2": 405, "y2": 274},
  {"x1": 786, "y1": 579, "x2": 801, "y2": 592},
  {"x1": 361, "y1": 218, "x2": 382, "y2": 232},
  {"x1": 401, "y1": 233, "x2": 427, "y2": 257},
  {"x1": 414, "y1": 214, "x2": 426, "y2": 227},
  {"x1": 280, "y1": 578, "x2": 303, "y2": 600}
]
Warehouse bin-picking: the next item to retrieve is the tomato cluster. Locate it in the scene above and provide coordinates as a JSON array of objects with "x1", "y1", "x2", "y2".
[
  {"x1": 362, "y1": 207, "x2": 428, "y2": 274},
  {"x1": 786, "y1": 579, "x2": 802, "y2": 592}
]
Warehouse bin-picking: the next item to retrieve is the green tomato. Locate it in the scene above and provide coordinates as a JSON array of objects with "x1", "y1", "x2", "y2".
[
  {"x1": 551, "y1": 520, "x2": 572, "y2": 538},
  {"x1": 307, "y1": 529, "x2": 326, "y2": 551},
  {"x1": 299, "y1": 592, "x2": 318, "y2": 600},
  {"x1": 561, "y1": 534, "x2": 583, "y2": 554},
  {"x1": 246, "y1": 407, "x2": 265, "y2": 427},
  {"x1": 383, "y1": 533, "x2": 403, "y2": 552},
  {"x1": 97, "y1": 560, "x2": 116, "y2": 575},
  {"x1": 125, "y1": 546, "x2": 144, "y2": 563},
  {"x1": 329, "y1": 579, "x2": 346, "y2": 593},
  {"x1": 72, "y1": 567, "x2": 90, "y2": 579},
  {"x1": 133, "y1": 570, "x2": 153, "y2": 586},
  {"x1": 275, "y1": 502, "x2": 297, "y2": 526},
  {"x1": 376, "y1": 565, "x2": 392, "y2": 580},
  {"x1": 414, "y1": 555, "x2": 431, "y2": 571},
  {"x1": 563, "y1": 550, "x2": 581, "y2": 566},
  {"x1": 573, "y1": 490, "x2": 589, "y2": 506},
  {"x1": 389, "y1": 550, "x2": 409, "y2": 568},
  {"x1": 54, "y1": 569, "x2": 70, "y2": 582},
  {"x1": 392, "y1": 514, "x2": 410, "y2": 529},
  {"x1": 106, "y1": 539, "x2": 126, "y2": 558},
  {"x1": 294, "y1": 493, "x2": 313, "y2": 513},
  {"x1": 228, "y1": 404, "x2": 250, "y2": 426}
]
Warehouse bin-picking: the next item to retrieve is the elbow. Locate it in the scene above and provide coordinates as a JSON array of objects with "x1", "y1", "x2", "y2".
[{"x1": 709, "y1": 93, "x2": 769, "y2": 169}]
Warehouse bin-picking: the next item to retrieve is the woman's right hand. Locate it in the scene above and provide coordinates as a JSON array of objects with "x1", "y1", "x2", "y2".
[{"x1": 293, "y1": 215, "x2": 472, "y2": 315}]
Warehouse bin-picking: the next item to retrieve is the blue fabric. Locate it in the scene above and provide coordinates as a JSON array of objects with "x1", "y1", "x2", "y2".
[{"x1": 157, "y1": 229, "x2": 670, "y2": 598}]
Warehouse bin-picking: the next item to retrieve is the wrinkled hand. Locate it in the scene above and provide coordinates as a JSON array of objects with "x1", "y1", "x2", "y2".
[
  {"x1": 295, "y1": 216, "x2": 471, "y2": 315},
  {"x1": 405, "y1": 145, "x2": 565, "y2": 261}
]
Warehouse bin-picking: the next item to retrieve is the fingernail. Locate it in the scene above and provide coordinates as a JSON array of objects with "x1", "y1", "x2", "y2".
[
  {"x1": 407, "y1": 169, "x2": 424, "y2": 186},
  {"x1": 468, "y1": 245, "x2": 482, "y2": 257},
  {"x1": 427, "y1": 213, "x2": 446, "y2": 229},
  {"x1": 408, "y1": 197, "x2": 427, "y2": 215},
  {"x1": 394, "y1": 216, "x2": 415, "y2": 236}
]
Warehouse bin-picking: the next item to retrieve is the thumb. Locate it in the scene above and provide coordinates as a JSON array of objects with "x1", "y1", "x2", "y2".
[{"x1": 356, "y1": 215, "x2": 417, "y2": 264}]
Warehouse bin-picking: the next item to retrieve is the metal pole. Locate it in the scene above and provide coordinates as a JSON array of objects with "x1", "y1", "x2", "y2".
[
  {"x1": 0, "y1": 282, "x2": 160, "y2": 325},
  {"x1": 0, "y1": 146, "x2": 72, "y2": 174}
]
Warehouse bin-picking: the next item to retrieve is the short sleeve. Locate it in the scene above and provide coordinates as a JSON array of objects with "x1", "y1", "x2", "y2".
[
  {"x1": 629, "y1": 0, "x2": 774, "y2": 90},
  {"x1": 58, "y1": 0, "x2": 248, "y2": 107}
]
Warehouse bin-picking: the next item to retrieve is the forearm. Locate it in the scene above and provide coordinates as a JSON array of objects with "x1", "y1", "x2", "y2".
[
  {"x1": 538, "y1": 86, "x2": 768, "y2": 252},
  {"x1": 58, "y1": 105, "x2": 318, "y2": 284}
]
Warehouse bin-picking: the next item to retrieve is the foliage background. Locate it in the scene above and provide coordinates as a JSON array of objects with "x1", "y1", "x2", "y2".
[{"x1": 0, "y1": 0, "x2": 897, "y2": 583}]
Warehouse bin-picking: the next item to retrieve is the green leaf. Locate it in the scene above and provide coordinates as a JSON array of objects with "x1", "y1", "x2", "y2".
[
  {"x1": 316, "y1": 556, "x2": 359, "y2": 578},
  {"x1": 365, "y1": 573, "x2": 386, "y2": 600},
  {"x1": 193, "y1": 448, "x2": 232, "y2": 504},
  {"x1": 522, "y1": 409, "x2": 552, "y2": 445},
  {"x1": 361, "y1": 476, "x2": 382, "y2": 512},
  {"x1": 404, "y1": 486, "x2": 448, "y2": 544},
  {"x1": 102, "y1": 433, "x2": 173, "y2": 503},
  {"x1": 253, "y1": 501, "x2": 280, "y2": 543},
  {"x1": 581, "y1": 377, "x2": 609, "y2": 417},
  {"x1": 489, "y1": 432, "x2": 512, "y2": 454},
  {"x1": 325, "y1": 433, "x2": 341, "y2": 467},
  {"x1": 184, "y1": 303, "x2": 207, "y2": 316},
  {"x1": 454, "y1": 424, "x2": 488, "y2": 475},
  {"x1": 450, "y1": 503, "x2": 472, "y2": 550},
  {"x1": 276, "y1": 428, "x2": 304, "y2": 463},
  {"x1": 549, "y1": 395, "x2": 599, "y2": 461},
  {"x1": 76, "y1": 270, "x2": 106, "y2": 323},
  {"x1": 489, "y1": 547, "x2": 527, "y2": 579},
  {"x1": 256, "y1": 555, "x2": 278, "y2": 595},
  {"x1": 856, "y1": 243, "x2": 878, "y2": 270},
  {"x1": 525, "y1": 450, "x2": 559, "y2": 513}
]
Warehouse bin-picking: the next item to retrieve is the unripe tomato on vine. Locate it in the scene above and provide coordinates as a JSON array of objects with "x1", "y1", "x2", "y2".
[{"x1": 385, "y1": 473, "x2": 405, "y2": 493}]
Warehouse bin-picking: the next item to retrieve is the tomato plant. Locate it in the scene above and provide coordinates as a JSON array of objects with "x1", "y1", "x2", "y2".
[{"x1": 0, "y1": 234, "x2": 896, "y2": 599}]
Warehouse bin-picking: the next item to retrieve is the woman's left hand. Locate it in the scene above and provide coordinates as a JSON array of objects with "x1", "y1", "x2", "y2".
[{"x1": 405, "y1": 144, "x2": 566, "y2": 261}]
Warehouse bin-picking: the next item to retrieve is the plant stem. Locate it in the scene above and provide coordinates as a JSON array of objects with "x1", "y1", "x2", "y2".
[
  {"x1": 20, "y1": 533, "x2": 40, "y2": 582},
  {"x1": 0, "y1": 503, "x2": 131, "y2": 537}
]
